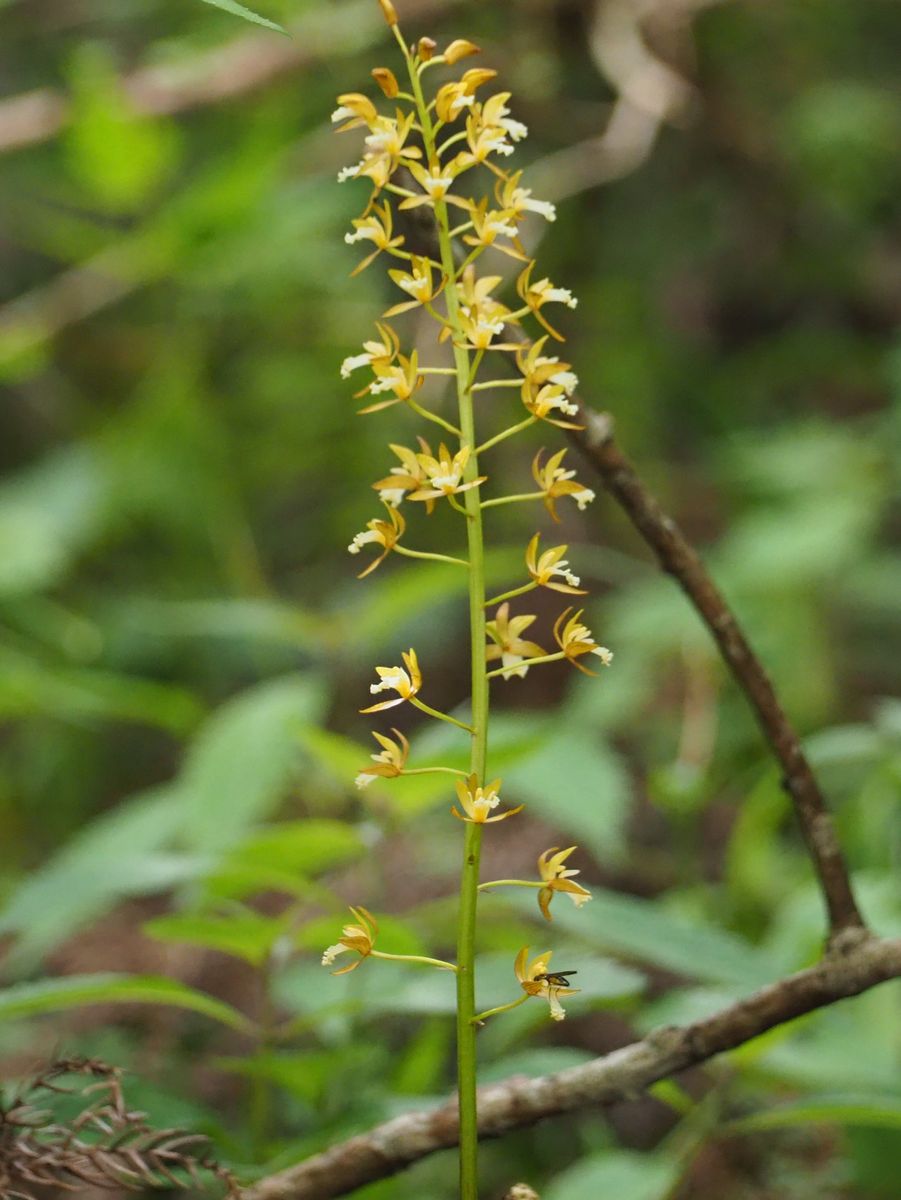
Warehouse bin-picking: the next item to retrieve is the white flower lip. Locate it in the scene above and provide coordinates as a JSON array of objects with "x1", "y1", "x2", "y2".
[{"x1": 341, "y1": 351, "x2": 373, "y2": 378}]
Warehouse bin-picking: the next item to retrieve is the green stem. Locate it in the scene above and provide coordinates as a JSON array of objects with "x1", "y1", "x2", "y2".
[
  {"x1": 454, "y1": 245, "x2": 486, "y2": 280},
  {"x1": 477, "y1": 879, "x2": 544, "y2": 891},
  {"x1": 484, "y1": 581, "x2": 537, "y2": 608},
  {"x1": 370, "y1": 950, "x2": 458, "y2": 971},
  {"x1": 394, "y1": 544, "x2": 469, "y2": 567},
  {"x1": 486, "y1": 652, "x2": 566, "y2": 679},
  {"x1": 481, "y1": 491, "x2": 545, "y2": 509},
  {"x1": 472, "y1": 995, "x2": 529, "y2": 1024},
  {"x1": 406, "y1": 46, "x2": 487, "y2": 1200},
  {"x1": 410, "y1": 695, "x2": 475, "y2": 733},
  {"x1": 407, "y1": 397, "x2": 462, "y2": 436},
  {"x1": 476, "y1": 416, "x2": 538, "y2": 457},
  {"x1": 403, "y1": 766, "x2": 470, "y2": 778},
  {"x1": 471, "y1": 380, "x2": 523, "y2": 392}
]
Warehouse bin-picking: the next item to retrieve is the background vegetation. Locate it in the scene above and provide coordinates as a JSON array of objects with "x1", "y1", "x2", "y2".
[{"x1": 1, "y1": 0, "x2": 900, "y2": 1196}]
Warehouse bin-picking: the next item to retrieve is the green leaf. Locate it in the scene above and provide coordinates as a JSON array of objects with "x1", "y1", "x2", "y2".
[
  {"x1": 144, "y1": 909, "x2": 289, "y2": 966},
  {"x1": 538, "y1": 888, "x2": 776, "y2": 988},
  {"x1": 199, "y1": 0, "x2": 287, "y2": 34},
  {"x1": 728, "y1": 1094, "x2": 901, "y2": 1135},
  {"x1": 502, "y1": 728, "x2": 632, "y2": 863},
  {"x1": 179, "y1": 675, "x2": 324, "y2": 851},
  {"x1": 0, "y1": 646, "x2": 203, "y2": 732},
  {"x1": 65, "y1": 44, "x2": 181, "y2": 208},
  {"x1": 0, "y1": 974, "x2": 253, "y2": 1033},
  {"x1": 545, "y1": 1151, "x2": 680, "y2": 1200},
  {"x1": 0, "y1": 788, "x2": 202, "y2": 972},
  {"x1": 221, "y1": 819, "x2": 365, "y2": 878}
]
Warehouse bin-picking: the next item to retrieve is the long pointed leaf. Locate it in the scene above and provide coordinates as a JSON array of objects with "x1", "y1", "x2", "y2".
[{"x1": 199, "y1": 0, "x2": 287, "y2": 34}]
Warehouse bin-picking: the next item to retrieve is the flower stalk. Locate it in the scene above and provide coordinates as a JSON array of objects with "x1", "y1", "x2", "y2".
[{"x1": 326, "y1": 9, "x2": 614, "y2": 1195}]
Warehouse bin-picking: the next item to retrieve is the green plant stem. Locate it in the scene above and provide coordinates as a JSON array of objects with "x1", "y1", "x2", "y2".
[
  {"x1": 476, "y1": 416, "x2": 538, "y2": 456},
  {"x1": 405, "y1": 42, "x2": 488, "y2": 1200},
  {"x1": 370, "y1": 950, "x2": 458, "y2": 971},
  {"x1": 478, "y1": 879, "x2": 544, "y2": 891},
  {"x1": 407, "y1": 398, "x2": 462, "y2": 436},
  {"x1": 486, "y1": 652, "x2": 567, "y2": 679},
  {"x1": 403, "y1": 766, "x2": 470, "y2": 778},
  {"x1": 409, "y1": 696, "x2": 475, "y2": 733},
  {"x1": 472, "y1": 995, "x2": 529, "y2": 1024},
  {"x1": 394, "y1": 545, "x2": 469, "y2": 567},
  {"x1": 481, "y1": 491, "x2": 545, "y2": 509},
  {"x1": 484, "y1": 581, "x2": 538, "y2": 607}
]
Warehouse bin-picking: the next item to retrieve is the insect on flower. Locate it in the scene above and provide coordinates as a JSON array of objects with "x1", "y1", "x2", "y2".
[
  {"x1": 514, "y1": 947, "x2": 581, "y2": 1021},
  {"x1": 534, "y1": 969, "x2": 578, "y2": 987}
]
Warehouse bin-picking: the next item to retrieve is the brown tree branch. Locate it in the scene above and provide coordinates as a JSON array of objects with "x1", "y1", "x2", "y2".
[
  {"x1": 247, "y1": 933, "x2": 901, "y2": 1200},
  {"x1": 567, "y1": 407, "x2": 866, "y2": 940}
]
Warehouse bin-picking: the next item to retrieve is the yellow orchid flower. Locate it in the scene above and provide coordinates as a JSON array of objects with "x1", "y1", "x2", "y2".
[
  {"x1": 521, "y1": 380, "x2": 581, "y2": 428},
  {"x1": 361, "y1": 648, "x2": 422, "y2": 712},
  {"x1": 399, "y1": 160, "x2": 470, "y2": 212},
  {"x1": 358, "y1": 349, "x2": 424, "y2": 414},
  {"x1": 485, "y1": 602, "x2": 547, "y2": 679},
  {"x1": 485, "y1": 605, "x2": 546, "y2": 676},
  {"x1": 371, "y1": 440, "x2": 435, "y2": 511},
  {"x1": 515, "y1": 336, "x2": 578, "y2": 395},
  {"x1": 517, "y1": 261, "x2": 578, "y2": 341},
  {"x1": 331, "y1": 92, "x2": 380, "y2": 133},
  {"x1": 495, "y1": 170, "x2": 557, "y2": 222},
  {"x1": 514, "y1": 947, "x2": 580, "y2": 1021},
  {"x1": 344, "y1": 201, "x2": 405, "y2": 275},
  {"x1": 451, "y1": 773, "x2": 523, "y2": 824},
  {"x1": 355, "y1": 727, "x2": 410, "y2": 788},
  {"x1": 341, "y1": 322, "x2": 400, "y2": 382},
  {"x1": 442, "y1": 39, "x2": 481, "y2": 66},
  {"x1": 531, "y1": 448, "x2": 595, "y2": 521},
  {"x1": 537, "y1": 846, "x2": 593, "y2": 921},
  {"x1": 553, "y1": 607, "x2": 613, "y2": 676},
  {"x1": 338, "y1": 111, "x2": 422, "y2": 189},
  {"x1": 322, "y1": 906, "x2": 378, "y2": 974},
  {"x1": 462, "y1": 198, "x2": 527, "y2": 261},
  {"x1": 525, "y1": 533, "x2": 586, "y2": 595},
  {"x1": 434, "y1": 68, "x2": 498, "y2": 125},
  {"x1": 385, "y1": 255, "x2": 445, "y2": 316},
  {"x1": 347, "y1": 503, "x2": 405, "y2": 577},
  {"x1": 408, "y1": 443, "x2": 486, "y2": 503}
]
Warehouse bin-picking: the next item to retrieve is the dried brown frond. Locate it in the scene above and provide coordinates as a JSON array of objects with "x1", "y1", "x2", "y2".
[{"x1": 0, "y1": 1057, "x2": 240, "y2": 1200}]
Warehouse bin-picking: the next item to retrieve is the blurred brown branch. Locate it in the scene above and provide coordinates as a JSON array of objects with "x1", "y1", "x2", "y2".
[
  {"x1": 247, "y1": 934, "x2": 901, "y2": 1200},
  {"x1": 0, "y1": 0, "x2": 458, "y2": 155},
  {"x1": 568, "y1": 408, "x2": 866, "y2": 940}
]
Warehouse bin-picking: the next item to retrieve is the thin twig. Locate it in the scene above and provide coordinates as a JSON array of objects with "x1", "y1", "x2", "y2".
[
  {"x1": 246, "y1": 933, "x2": 900, "y2": 1200},
  {"x1": 567, "y1": 406, "x2": 866, "y2": 940}
]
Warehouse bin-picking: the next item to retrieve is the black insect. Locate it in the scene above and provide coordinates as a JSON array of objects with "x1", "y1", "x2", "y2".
[{"x1": 535, "y1": 970, "x2": 578, "y2": 988}]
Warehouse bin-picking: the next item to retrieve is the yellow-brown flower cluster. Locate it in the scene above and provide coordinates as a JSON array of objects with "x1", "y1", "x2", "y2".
[{"x1": 322, "y1": 4, "x2": 616, "y2": 1026}]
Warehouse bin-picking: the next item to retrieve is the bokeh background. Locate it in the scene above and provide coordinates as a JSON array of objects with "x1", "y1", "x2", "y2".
[{"x1": 1, "y1": 0, "x2": 900, "y2": 1197}]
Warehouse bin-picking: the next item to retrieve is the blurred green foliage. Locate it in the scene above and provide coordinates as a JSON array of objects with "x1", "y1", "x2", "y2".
[{"x1": 1, "y1": 0, "x2": 900, "y2": 1196}]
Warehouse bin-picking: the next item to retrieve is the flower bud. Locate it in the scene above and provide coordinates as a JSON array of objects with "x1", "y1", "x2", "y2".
[
  {"x1": 377, "y1": 0, "x2": 398, "y2": 26},
  {"x1": 444, "y1": 39, "x2": 481, "y2": 65},
  {"x1": 461, "y1": 67, "x2": 498, "y2": 90},
  {"x1": 372, "y1": 67, "x2": 400, "y2": 98},
  {"x1": 417, "y1": 36, "x2": 437, "y2": 61}
]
